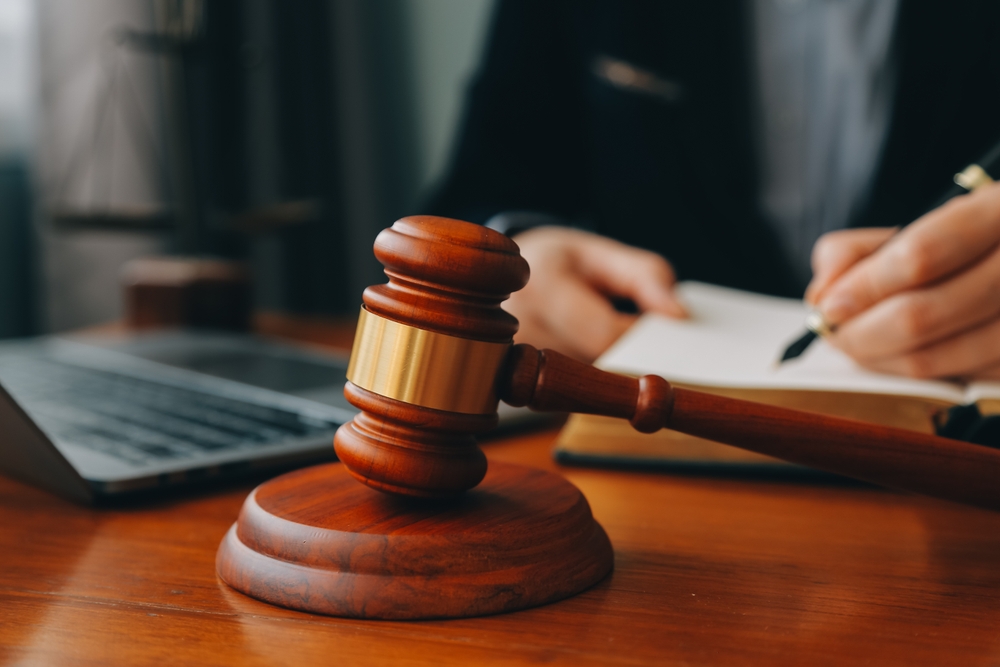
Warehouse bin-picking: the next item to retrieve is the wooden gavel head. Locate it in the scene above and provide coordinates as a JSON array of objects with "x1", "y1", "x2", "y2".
[
  {"x1": 334, "y1": 215, "x2": 1000, "y2": 511},
  {"x1": 334, "y1": 216, "x2": 530, "y2": 497}
]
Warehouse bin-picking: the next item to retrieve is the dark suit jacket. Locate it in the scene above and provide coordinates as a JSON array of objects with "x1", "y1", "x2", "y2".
[{"x1": 426, "y1": 0, "x2": 1000, "y2": 297}]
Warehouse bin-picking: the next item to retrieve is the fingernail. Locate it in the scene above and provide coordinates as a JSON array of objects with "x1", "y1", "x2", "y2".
[
  {"x1": 818, "y1": 292, "x2": 856, "y2": 325},
  {"x1": 659, "y1": 293, "x2": 689, "y2": 318},
  {"x1": 641, "y1": 287, "x2": 689, "y2": 318}
]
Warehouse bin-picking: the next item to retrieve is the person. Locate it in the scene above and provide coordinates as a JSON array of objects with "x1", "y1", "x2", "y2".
[{"x1": 426, "y1": 0, "x2": 1000, "y2": 380}]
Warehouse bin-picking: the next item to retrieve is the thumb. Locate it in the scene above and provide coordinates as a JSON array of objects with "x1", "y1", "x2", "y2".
[
  {"x1": 805, "y1": 227, "x2": 896, "y2": 305},
  {"x1": 577, "y1": 237, "x2": 688, "y2": 318}
]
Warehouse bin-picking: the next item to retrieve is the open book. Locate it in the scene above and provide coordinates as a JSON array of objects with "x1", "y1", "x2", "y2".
[{"x1": 554, "y1": 282, "x2": 1000, "y2": 470}]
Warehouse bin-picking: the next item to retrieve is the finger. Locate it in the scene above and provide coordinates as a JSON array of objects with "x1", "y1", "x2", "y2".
[
  {"x1": 513, "y1": 268, "x2": 636, "y2": 362},
  {"x1": 805, "y1": 227, "x2": 896, "y2": 305},
  {"x1": 513, "y1": 310, "x2": 632, "y2": 363},
  {"x1": 828, "y1": 245, "x2": 1000, "y2": 361},
  {"x1": 817, "y1": 181, "x2": 1000, "y2": 325},
  {"x1": 575, "y1": 238, "x2": 688, "y2": 318},
  {"x1": 544, "y1": 276, "x2": 636, "y2": 362},
  {"x1": 855, "y1": 315, "x2": 1000, "y2": 380},
  {"x1": 510, "y1": 308, "x2": 577, "y2": 356}
]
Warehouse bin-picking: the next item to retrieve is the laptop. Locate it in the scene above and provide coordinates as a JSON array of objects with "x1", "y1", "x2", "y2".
[
  {"x1": 0, "y1": 331, "x2": 359, "y2": 502},
  {"x1": 0, "y1": 330, "x2": 545, "y2": 503}
]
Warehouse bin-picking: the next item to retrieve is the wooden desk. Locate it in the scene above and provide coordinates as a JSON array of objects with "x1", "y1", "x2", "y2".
[{"x1": 3, "y1": 321, "x2": 1000, "y2": 665}]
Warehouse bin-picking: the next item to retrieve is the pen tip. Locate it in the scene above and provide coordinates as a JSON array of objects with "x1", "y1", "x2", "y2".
[{"x1": 779, "y1": 330, "x2": 818, "y2": 364}]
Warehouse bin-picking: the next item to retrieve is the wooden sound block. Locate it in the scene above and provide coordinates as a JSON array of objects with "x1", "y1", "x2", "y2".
[{"x1": 216, "y1": 461, "x2": 613, "y2": 619}]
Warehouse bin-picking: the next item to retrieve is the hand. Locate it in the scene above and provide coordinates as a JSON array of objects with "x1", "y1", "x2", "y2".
[
  {"x1": 805, "y1": 181, "x2": 1000, "y2": 380},
  {"x1": 506, "y1": 226, "x2": 687, "y2": 362}
]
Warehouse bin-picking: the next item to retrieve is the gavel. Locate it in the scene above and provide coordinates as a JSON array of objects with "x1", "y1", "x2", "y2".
[
  {"x1": 335, "y1": 215, "x2": 1000, "y2": 510},
  {"x1": 218, "y1": 214, "x2": 1000, "y2": 621}
]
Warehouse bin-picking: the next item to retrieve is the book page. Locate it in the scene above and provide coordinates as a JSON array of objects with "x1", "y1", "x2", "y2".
[
  {"x1": 597, "y1": 282, "x2": 967, "y2": 404},
  {"x1": 965, "y1": 381, "x2": 1000, "y2": 408}
]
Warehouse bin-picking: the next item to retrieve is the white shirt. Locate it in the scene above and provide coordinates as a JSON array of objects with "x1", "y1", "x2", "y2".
[{"x1": 752, "y1": 0, "x2": 900, "y2": 283}]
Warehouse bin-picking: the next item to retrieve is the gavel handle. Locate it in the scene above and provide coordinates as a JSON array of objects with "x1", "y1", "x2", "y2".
[{"x1": 500, "y1": 344, "x2": 1000, "y2": 511}]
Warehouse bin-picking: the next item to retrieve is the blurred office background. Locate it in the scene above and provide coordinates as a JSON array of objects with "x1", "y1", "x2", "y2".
[{"x1": 0, "y1": 0, "x2": 495, "y2": 336}]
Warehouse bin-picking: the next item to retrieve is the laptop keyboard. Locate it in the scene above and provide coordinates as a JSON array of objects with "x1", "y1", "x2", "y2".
[{"x1": 0, "y1": 356, "x2": 343, "y2": 466}]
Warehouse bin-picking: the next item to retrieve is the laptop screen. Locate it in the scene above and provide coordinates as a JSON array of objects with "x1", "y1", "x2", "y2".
[{"x1": 137, "y1": 348, "x2": 347, "y2": 393}]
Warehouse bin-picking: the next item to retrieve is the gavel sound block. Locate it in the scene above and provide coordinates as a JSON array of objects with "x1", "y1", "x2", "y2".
[{"x1": 217, "y1": 216, "x2": 1000, "y2": 620}]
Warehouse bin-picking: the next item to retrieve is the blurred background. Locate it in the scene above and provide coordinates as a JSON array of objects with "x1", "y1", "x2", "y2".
[{"x1": 0, "y1": 0, "x2": 496, "y2": 337}]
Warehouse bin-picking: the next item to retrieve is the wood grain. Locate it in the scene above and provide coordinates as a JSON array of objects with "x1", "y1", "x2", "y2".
[
  {"x1": 9, "y1": 213, "x2": 1000, "y2": 661},
  {"x1": 4, "y1": 315, "x2": 1000, "y2": 663},
  {"x1": 363, "y1": 215, "x2": 529, "y2": 342},
  {"x1": 4, "y1": 430, "x2": 1000, "y2": 665},
  {"x1": 343, "y1": 217, "x2": 1000, "y2": 509},
  {"x1": 667, "y1": 387, "x2": 1000, "y2": 510},
  {"x1": 503, "y1": 344, "x2": 1000, "y2": 510},
  {"x1": 217, "y1": 460, "x2": 612, "y2": 619},
  {"x1": 333, "y1": 216, "x2": 530, "y2": 496},
  {"x1": 334, "y1": 383, "x2": 493, "y2": 497},
  {"x1": 217, "y1": 217, "x2": 615, "y2": 620}
]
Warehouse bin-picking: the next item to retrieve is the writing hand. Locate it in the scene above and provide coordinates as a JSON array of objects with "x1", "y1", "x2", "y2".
[
  {"x1": 805, "y1": 181, "x2": 1000, "y2": 380},
  {"x1": 506, "y1": 227, "x2": 687, "y2": 362}
]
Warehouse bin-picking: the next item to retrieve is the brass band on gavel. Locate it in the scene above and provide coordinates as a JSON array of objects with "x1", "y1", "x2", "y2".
[{"x1": 346, "y1": 307, "x2": 511, "y2": 415}]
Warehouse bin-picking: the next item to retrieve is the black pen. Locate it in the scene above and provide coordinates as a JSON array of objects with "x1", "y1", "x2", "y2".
[{"x1": 779, "y1": 138, "x2": 1000, "y2": 363}]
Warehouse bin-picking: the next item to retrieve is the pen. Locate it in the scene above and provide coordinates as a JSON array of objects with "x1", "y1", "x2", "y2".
[{"x1": 779, "y1": 138, "x2": 1000, "y2": 364}]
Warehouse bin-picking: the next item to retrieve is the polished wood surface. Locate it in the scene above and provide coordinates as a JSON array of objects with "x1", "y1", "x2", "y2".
[
  {"x1": 667, "y1": 387, "x2": 1000, "y2": 510},
  {"x1": 15, "y1": 214, "x2": 1000, "y2": 660},
  {"x1": 220, "y1": 217, "x2": 612, "y2": 619},
  {"x1": 5, "y1": 431, "x2": 1000, "y2": 665},
  {"x1": 217, "y1": 461, "x2": 611, "y2": 619},
  {"x1": 504, "y1": 343, "x2": 1000, "y2": 510},
  {"x1": 335, "y1": 216, "x2": 529, "y2": 497},
  {"x1": 337, "y1": 216, "x2": 1000, "y2": 509},
  {"x1": 5, "y1": 314, "x2": 1000, "y2": 663}
]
